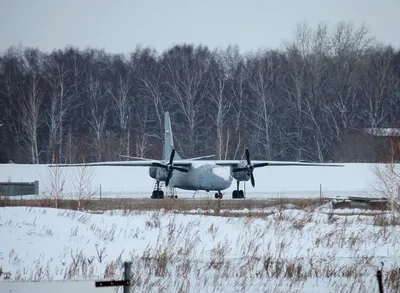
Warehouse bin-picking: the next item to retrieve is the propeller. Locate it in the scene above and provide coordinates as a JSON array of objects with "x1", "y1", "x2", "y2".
[
  {"x1": 152, "y1": 148, "x2": 188, "y2": 186},
  {"x1": 232, "y1": 149, "x2": 269, "y2": 187}
]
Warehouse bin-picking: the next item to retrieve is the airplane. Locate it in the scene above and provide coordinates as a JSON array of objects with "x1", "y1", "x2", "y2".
[{"x1": 50, "y1": 111, "x2": 343, "y2": 199}]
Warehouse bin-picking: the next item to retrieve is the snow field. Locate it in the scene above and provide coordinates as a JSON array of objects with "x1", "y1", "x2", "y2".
[{"x1": 1, "y1": 205, "x2": 399, "y2": 292}]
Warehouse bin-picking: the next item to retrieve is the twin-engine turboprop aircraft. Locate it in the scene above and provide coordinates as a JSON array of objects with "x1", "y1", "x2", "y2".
[{"x1": 51, "y1": 111, "x2": 342, "y2": 199}]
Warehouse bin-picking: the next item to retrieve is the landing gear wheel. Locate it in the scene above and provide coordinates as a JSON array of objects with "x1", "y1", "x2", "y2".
[
  {"x1": 233, "y1": 180, "x2": 245, "y2": 199},
  {"x1": 151, "y1": 181, "x2": 164, "y2": 199},
  {"x1": 151, "y1": 190, "x2": 164, "y2": 199},
  {"x1": 215, "y1": 192, "x2": 223, "y2": 199},
  {"x1": 232, "y1": 190, "x2": 244, "y2": 199},
  {"x1": 232, "y1": 190, "x2": 238, "y2": 199}
]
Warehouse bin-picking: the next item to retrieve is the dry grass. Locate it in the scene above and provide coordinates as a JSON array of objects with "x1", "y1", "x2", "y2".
[
  {"x1": 373, "y1": 213, "x2": 400, "y2": 226},
  {"x1": 181, "y1": 210, "x2": 275, "y2": 218},
  {"x1": 386, "y1": 267, "x2": 400, "y2": 292},
  {"x1": 0, "y1": 197, "x2": 325, "y2": 214},
  {"x1": 1, "y1": 196, "x2": 395, "y2": 222}
]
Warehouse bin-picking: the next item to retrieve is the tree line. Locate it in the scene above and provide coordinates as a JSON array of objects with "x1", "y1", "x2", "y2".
[{"x1": 0, "y1": 21, "x2": 399, "y2": 164}]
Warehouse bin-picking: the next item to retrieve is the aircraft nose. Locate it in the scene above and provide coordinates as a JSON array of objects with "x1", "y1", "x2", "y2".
[{"x1": 212, "y1": 167, "x2": 232, "y2": 187}]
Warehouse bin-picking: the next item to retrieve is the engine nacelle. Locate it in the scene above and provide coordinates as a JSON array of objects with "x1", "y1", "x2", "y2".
[
  {"x1": 149, "y1": 166, "x2": 157, "y2": 179},
  {"x1": 149, "y1": 166, "x2": 168, "y2": 181},
  {"x1": 230, "y1": 163, "x2": 251, "y2": 181}
]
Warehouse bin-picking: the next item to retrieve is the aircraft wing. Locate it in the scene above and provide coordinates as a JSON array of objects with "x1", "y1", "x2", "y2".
[
  {"x1": 213, "y1": 160, "x2": 344, "y2": 167},
  {"x1": 49, "y1": 160, "x2": 194, "y2": 168}
]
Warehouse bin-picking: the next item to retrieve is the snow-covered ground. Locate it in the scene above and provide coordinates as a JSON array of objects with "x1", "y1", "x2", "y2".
[
  {"x1": 1, "y1": 205, "x2": 399, "y2": 292},
  {"x1": 1, "y1": 162, "x2": 399, "y2": 292},
  {"x1": 0, "y1": 162, "x2": 388, "y2": 199}
]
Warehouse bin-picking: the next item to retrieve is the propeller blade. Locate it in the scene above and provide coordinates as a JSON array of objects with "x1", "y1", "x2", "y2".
[
  {"x1": 173, "y1": 166, "x2": 189, "y2": 173},
  {"x1": 166, "y1": 170, "x2": 173, "y2": 186},
  {"x1": 245, "y1": 149, "x2": 251, "y2": 165},
  {"x1": 152, "y1": 162, "x2": 167, "y2": 169},
  {"x1": 250, "y1": 172, "x2": 255, "y2": 187},
  {"x1": 253, "y1": 162, "x2": 269, "y2": 168},
  {"x1": 169, "y1": 149, "x2": 175, "y2": 165}
]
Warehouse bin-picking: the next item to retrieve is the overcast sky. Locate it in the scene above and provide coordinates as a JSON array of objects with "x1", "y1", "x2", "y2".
[{"x1": 0, "y1": 0, "x2": 399, "y2": 54}]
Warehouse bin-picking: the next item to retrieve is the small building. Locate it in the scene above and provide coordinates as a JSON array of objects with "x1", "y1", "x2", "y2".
[
  {"x1": 335, "y1": 128, "x2": 400, "y2": 163},
  {"x1": 363, "y1": 128, "x2": 400, "y2": 163}
]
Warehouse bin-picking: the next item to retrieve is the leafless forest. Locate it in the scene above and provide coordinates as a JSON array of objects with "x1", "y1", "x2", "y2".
[{"x1": 0, "y1": 21, "x2": 399, "y2": 164}]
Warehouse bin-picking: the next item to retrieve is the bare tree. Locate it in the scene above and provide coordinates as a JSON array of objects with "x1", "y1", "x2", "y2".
[
  {"x1": 360, "y1": 46, "x2": 397, "y2": 130},
  {"x1": 65, "y1": 124, "x2": 77, "y2": 164},
  {"x1": 284, "y1": 21, "x2": 337, "y2": 161},
  {"x1": 229, "y1": 52, "x2": 248, "y2": 159},
  {"x1": 41, "y1": 164, "x2": 66, "y2": 208},
  {"x1": 135, "y1": 47, "x2": 166, "y2": 146},
  {"x1": 86, "y1": 75, "x2": 108, "y2": 161},
  {"x1": 306, "y1": 22, "x2": 335, "y2": 162},
  {"x1": 84, "y1": 50, "x2": 109, "y2": 161},
  {"x1": 133, "y1": 105, "x2": 153, "y2": 158},
  {"x1": 330, "y1": 21, "x2": 375, "y2": 129},
  {"x1": 72, "y1": 154, "x2": 97, "y2": 210},
  {"x1": 45, "y1": 49, "x2": 76, "y2": 163},
  {"x1": 283, "y1": 46, "x2": 308, "y2": 161},
  {"x1": 65, "y1": 47, "x2": 84, "y2": 164},
  {"x1": 20, "y1": 48, "x2": 45, "y2": 163},
  {"x1": 0, "y1": 46, "x2": 25, "y2": 161},
  {"x1": 207, "y1": 49, "x2": 234, "y2": 159},
  {"x1": 372, "y1": 138, "x2": 400, "y2": 210},
  {"x1": 246, "y1": 50, "x2": 284, "y2": 159},
  {"x1": 0, "y1": 48, "x2": 22, "y2": 137},
  {"x1": 106, "y1": 55, "x2": 134, "y2": 156},
  {"x1": 162, "y1": 45, "x2": 211, "y2": 157}
]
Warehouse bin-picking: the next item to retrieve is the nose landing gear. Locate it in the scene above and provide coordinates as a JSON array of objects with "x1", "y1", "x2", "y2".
[{"x1": 214, "y1": 191, "x2": 223, "y2": 199}]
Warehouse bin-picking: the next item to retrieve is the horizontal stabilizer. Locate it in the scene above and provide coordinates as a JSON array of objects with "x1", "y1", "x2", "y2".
[
  {"x1": 186, "y1": 154, "x2": 216, "y2": 160},
  {"x1": 116, "y1": 154, "x2": 153, "y2": 161},
  {"x1": 116, "y1": 154, "x2": 215, "y2": 161}
]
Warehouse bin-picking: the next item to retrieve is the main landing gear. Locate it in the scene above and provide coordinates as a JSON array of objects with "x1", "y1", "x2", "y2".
[
  {"x1": 151, "y1": 181, "x2": 164, "y2": 199},
  {"x1": 232, "y1": 181, "x2": 245, "y2": 199},
  {"x1": 214, "y1": 191, "x2": 223, "y2": 199},
  {"x1": 167, "y1": 187, "x2": 178, "y2": 199}
]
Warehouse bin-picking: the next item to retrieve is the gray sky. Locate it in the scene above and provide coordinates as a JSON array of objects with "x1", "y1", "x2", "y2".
[{"x1": 1, "y1": 0, "x2": 399, "y2": 54}]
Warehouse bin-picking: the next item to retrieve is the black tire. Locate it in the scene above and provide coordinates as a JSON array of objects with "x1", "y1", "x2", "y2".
[
  {"x1": 159, "y1": 191, "x2": 164, "y2": 199},
  {"x1": 239, "y1": 190, "x2": 244, "y2": 198},
  {"x1": 232, "y1": 190, "x2": 238, "y2": 199},
  {"x1": 151, "y1": 190, "x2": 164, "y2": 199}
]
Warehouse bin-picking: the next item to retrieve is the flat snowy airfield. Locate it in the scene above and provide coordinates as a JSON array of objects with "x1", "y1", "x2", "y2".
[
  {"x1": 1, "y1": 163, "x2": 399, "y2": 293},
  {"x1": 0, "y1": 162, "x2": 385, "y2": 199}
]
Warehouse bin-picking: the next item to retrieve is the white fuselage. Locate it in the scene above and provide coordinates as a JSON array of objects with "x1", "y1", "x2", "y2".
[{"x1": 165, "y1": 162, "x2": 233, "y2": 191}]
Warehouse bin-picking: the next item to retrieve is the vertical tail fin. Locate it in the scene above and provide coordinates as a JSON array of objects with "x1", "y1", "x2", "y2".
[{"x1": 164, "y1": 112, "x2": 182, "y2": 160}]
